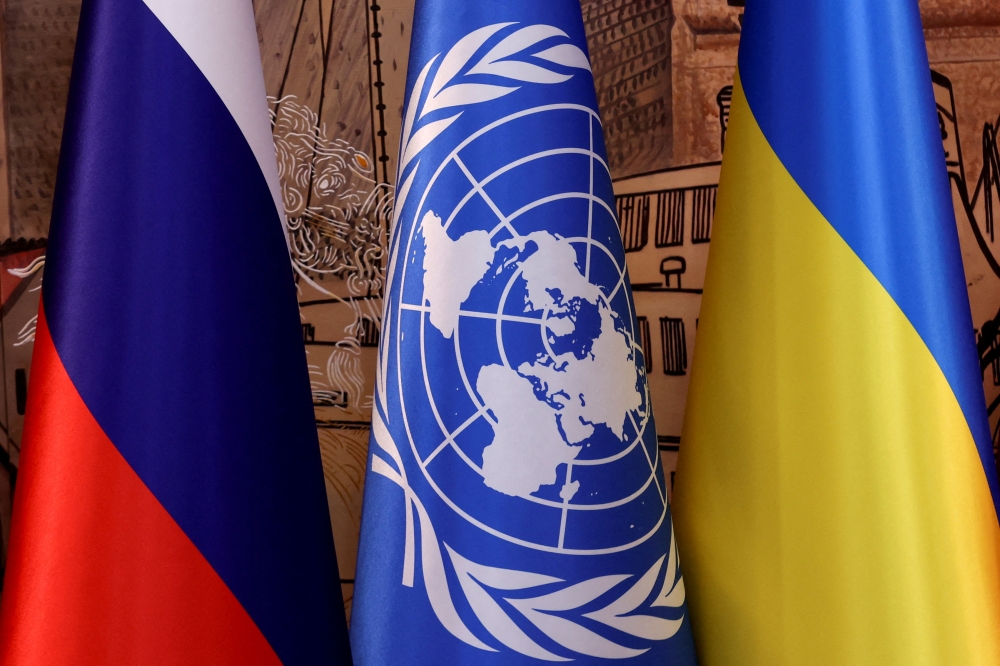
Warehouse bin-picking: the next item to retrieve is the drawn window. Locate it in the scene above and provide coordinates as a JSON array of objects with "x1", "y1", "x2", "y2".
[
  {"x1": 637, "y1": 316, "x2": 652, "y2": 372},
  {"x1": 691, "y1": 185, "x2": 717, "y2": 244},
  {"x1": 985, "y1": 122, "x2": 999, "y2": 243},
  {"x1": 358, "y1": 316, "x2": 380, "y2": 347},
  {"x1": 986, "y1": 329, "x2": 1000, "y2": 387},
  {"x1": 617, "y1": 193, "x2": 650, "y2": 252},
  {"x1": 978, "y1": 323, "x2": 1000, "y2": 387},
  {"x1": 994, "y1": 342, "x2": 1000, "y2": 387},
  {"x1": 660, "y1": 317, "x2": 687, "y2": 376},
  {"x1": 654, "y1": 189, "x2": 685, "y2": 247}
]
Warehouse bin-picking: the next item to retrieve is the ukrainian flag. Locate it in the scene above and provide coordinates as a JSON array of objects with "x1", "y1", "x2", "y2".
[{"x1": 672, "y1": 1, "x2": 1000, "y2": 664}]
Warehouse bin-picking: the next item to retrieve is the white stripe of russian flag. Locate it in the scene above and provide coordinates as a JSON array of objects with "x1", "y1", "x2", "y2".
[{"x1": 141, "y1": 0, "x2": 284, "y2": 222}]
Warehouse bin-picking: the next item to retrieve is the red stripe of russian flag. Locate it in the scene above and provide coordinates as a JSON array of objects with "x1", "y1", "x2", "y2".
[{"x1": 0, "y1": 305, "x2": 281, "y2": 665}]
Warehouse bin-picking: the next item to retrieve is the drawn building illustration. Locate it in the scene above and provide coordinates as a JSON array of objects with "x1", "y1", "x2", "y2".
[
  {"x1": 612, "y1": 162, "x2": 718, "y2": 484},
  {"x1": 613, "y1": 68, "x2": 1000, "y2": 487}
]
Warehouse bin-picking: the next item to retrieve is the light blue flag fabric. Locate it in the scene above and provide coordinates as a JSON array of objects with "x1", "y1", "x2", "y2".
[{"x1": 351, "y1": 1, "x2": 697, "y2": 663}]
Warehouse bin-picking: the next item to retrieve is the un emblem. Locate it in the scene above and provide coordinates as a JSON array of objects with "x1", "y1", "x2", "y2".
[{"x1": 370, "y1": 22, "x2": 687, "y2": 661}]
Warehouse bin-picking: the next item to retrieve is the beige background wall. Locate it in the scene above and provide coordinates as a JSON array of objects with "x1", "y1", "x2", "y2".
[{"x1": 0, "y1": 0, "x2": 995, "y2": 619}]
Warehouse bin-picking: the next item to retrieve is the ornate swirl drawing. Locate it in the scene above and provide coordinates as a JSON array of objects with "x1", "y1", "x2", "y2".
[{"x1": 270, "y1": 97, "x2": 394, "y2": 297}]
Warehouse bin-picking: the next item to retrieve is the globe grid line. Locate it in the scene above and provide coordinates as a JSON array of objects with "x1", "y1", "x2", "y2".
[
  {"x1": 406, "y1": 294, "x2": 656, "y2": 468},
  {"x1": 400, "y1": 299, "x2": 641, "y2": 350},
  {"x1": 442, "y1": 146, "x2": 611, "y2": 234},
  {"x1": 456, "y1": 308, "x2": 541, "y2": 326},
  {"x1": 586, "y1": 115, "x2": 595, "y2": 280},
  {"x1": 630, "y1": 406, "x2": 666, "y2": 504},
  {"x1": 410, "y1": 103, "x2": 611, "y2": 236},
  {"x1": 422, "y1": 407, "x2": 490, "y2": 468},
  {"x1": 415, "y1": 304, "x2": 488, "y2": 480},
  {"x1": 494, "y1": 256, "x2": 525, "y2": 372},
  {"x1": 557, "y1": 463, "x2": 575, "y2": 548},
  {"x1": 408, "y1": 103, "x2": 605, "y2": 238},
  {"x1": 399, "y1": 302, "x2": 544, "y2": 327},
  {"x1": 488, "y1": 192, "x2": 618, "y2": 243},
  {"x1": 402, "y1": 301, "x2": 654, "y2": 469},
  {"x1": 451, "y1": 305, "x2": 496, "y2": 426},
  {"x1": 451, "y1": 155, "x2": 518, "y2": 239},
  {"x1": 393, "y1": 103, "x2": 667, "y2": 554}
]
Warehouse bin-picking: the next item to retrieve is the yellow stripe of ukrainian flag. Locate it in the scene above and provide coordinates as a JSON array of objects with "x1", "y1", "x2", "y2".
[{"x1": 673, "y1": 76, "x2": 1000, "y2": 665}]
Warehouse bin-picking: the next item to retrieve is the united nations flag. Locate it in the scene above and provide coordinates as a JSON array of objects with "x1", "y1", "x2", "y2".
[{"x1": 351, "y1": 1, "x2": 697, "y2": 663}]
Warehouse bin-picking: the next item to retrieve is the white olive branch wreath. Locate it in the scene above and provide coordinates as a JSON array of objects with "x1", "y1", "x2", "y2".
[{"x1": 371, "y1": 414, "x2": 685, "y2": 661}]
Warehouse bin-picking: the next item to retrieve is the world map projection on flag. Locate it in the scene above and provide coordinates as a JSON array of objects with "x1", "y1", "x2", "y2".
[
  {"x1": 394, "y1": 103, "x2": 666, "y2": 556},
  {"x1": 421, "y1": 210, "x2": 642, "y2": 498}
]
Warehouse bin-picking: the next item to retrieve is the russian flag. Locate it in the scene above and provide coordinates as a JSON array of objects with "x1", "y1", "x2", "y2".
[{"x1": 0, "y1": 0, "x2": 351, "y2": 663}]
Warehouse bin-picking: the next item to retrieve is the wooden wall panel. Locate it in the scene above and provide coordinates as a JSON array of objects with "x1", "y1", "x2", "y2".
[{"x1": 3, "y1": 0, "x2": 79, "y2": 239}]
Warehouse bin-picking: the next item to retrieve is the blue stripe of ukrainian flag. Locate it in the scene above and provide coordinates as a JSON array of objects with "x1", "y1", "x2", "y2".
[{"x1": 673, "y1": 0, "x2": 1000, "y2": 664}]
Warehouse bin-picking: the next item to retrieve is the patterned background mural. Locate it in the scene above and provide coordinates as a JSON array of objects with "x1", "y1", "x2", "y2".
[{"x1": 0, "y1": 1, "x2": 996, "y2": 624}]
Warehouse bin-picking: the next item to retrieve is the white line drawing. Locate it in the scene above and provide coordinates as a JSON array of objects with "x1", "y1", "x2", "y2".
[
  {"x1": 270, "y1": 96, "x2": 394, "y2": 298},
  {"x1": 7, "y1": 254, "x2": 45, "y2": 347},
  {"x1": 268, "y1": 95, "x2": 391, "y2": 417}
]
